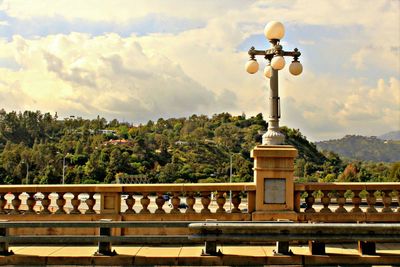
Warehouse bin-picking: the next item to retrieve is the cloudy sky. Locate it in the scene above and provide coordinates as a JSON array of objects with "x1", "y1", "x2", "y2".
[{"x1": 0, "y1": 0, "x2": 399, "y2": 141}]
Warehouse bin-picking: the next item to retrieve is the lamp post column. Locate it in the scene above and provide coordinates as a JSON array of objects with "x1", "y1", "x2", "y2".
[
  {"x1": 25, "y1": 163, "x2": 29, "y2": 185},
  {"x1": 263, "y1": 68, "x2": 284, "y2": 145},
  {"x1": 62, "y1": 156, "x2": 66, "y2": 185},
  {"x1": 229, "y1": 154, "x2": 232, "y2": 211}
]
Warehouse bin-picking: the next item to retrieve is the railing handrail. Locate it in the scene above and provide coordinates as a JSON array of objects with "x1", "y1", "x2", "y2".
[
  {"x1": 0, "y1": 235, "x2": 192, "y2": 244},
  {"x1": 189, "y1": 222, "x2": 400, "y2": 234},
  {"x1": 0, "y1": 182, "x2": 398, "y2": 193},
  {"x1": 295, "y1": 182, "x2": 400, "y2": 191},
  {"x1": 0, "y1": 220, "x2": 285, "y2": 228},
  {"x1": 0, "y1": 221, "x2": 198, "y2": 228},
  {"x1": 188, "y1": 222, "x2": 400, "y2": 255},
  {"x1": 0, "y1": 183, "x2": 256, "y2": 193}
]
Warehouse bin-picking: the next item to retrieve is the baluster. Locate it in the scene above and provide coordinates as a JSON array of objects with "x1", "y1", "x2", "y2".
[
  {"x1": 85, "y1": 193, "x2": 96, "y2": 214},
  {"x1": 155, "y1": 193, "x2": 166, "y2": 214},
  {"x1": 351, "y1": 190, "x2": 363, "y2": 213},
  {"x1": 40, "y1": 192, "x2": 51, "y2": 214},
  {"x1": 335, "y1": 190, "x2": 347, "y2": 213},
  {"x1": 201, "y1": 192, "x2": 211, "y2": 214},
  {"x1": 10, "y1": 192, "x2": 21, "y2": 215},
  {"x1": 366, "y1": 191, "x2": 377, "y2": 213},
  {"x1": 382, "y1": 191, "x2": 393, "y2": 213},
  {"x1": 305, "y1": 190, "x2": 315, "y2": 213},
  {"x1": 70, "y1": 193, "x2": 81, "y2": 214},
  {"x1": 170, "y1": 192, "x2": 181, "y2": 214},
  {"x1": 139, "y1": 192, "x2": 150, "y2": 214},
  {"x1": 185, "y1": 192, "x2": 196, "y2": 214},
  {"x1": 0, "y1": 194, "x2": 8, "y2": 214},
  {"x1": 25, "y1": 192, "x2": 36, "y2": 214},
  {"x1": 55, "y1": 193, "x2": 66, "y2": 214},
  {"x1": 125, "y1": 193, "x2": 136, "y2": 214},
  {"x1": 231, "y1": 191, "x2": 242, "y2": 213},
  {"x1": 397, "y1": 193, "x2": 400, "y2": 213},
  {"x1": 320, "y1": 190, "x2": 332, "y2": 213},
  {"x1": 294, "y1": 191, "x2": 301, "y2": 212},
  {"x1": 216, "y1": 191, "x2": 226, "y2": 213}
]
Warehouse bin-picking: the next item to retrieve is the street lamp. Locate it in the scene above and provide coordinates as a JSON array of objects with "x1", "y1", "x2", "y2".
[
  {"x1": 229, "y1": 154, "x2": 233, "y2": 211},
  {"x1": 62, "y1": 153, "x2": 72, "y2": 185},
  {"x1": 229, "y1": 152, "x2": 241, "y2": 211},
  {"x1": 246, "y1": 21, "x2": 303, "y2": 145},
  {"x1": 57, "y1": 152, "x2": 70, "y2": 184},
  {"x1": 21, "y1": 160, "x2": 29, "y2": 184}
]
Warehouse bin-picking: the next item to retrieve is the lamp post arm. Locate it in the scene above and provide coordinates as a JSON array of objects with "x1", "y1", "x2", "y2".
[
  {"x1": 248, "y1": 46, "x2": 301, "y2": 60},
  {"x1": 283, "y1": 48, "x2": 301, "y2": 59},
  {"x1": 248, "y1": 47, "x2": 276, "y2": 58}
]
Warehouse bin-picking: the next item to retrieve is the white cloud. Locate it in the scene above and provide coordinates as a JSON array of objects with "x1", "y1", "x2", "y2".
[
  {"x1": 0, "y1": 33, "x2": 238, "y2": 122},
  {"x1": 280, "y1": 73, "x2": 400, "y2": 140}
]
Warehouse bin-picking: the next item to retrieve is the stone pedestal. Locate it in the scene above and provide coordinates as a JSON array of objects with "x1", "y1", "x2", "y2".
[{"x1": 250, "y1": 145, "x2": 298, "y2": 220}]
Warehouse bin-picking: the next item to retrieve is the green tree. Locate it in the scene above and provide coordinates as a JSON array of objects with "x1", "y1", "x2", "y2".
[{"x1": 388, "y1": 162, "x2": 400, "y2": 182}]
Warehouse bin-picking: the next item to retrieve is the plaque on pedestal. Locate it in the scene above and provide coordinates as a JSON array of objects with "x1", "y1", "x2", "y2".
[{"x1": 264, "y1": 178, "x2": 286, "y2": 204}]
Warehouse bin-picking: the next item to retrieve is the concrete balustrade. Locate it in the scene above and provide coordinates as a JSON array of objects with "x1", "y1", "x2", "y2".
[
  {"x1": 0, "y1": 182, "x2": 398, "y2": 222},
  {"x1": 0, "y1": 184, "x2": 256, "y2": 217},
  {"x1": 295, "y1": 182, "x2": 400, "y2": 222}
]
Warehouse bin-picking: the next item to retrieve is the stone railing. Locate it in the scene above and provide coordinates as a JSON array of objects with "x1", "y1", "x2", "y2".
[
  {"x1": 0, "y1": 183, "x2": 256, "y2": 220},
  {"x1": 1, "y1": 182, "x2": 399, "y2": 224},
  {"x1": 294, "y1": 182, "x2": 400, "y2": 222},
  {"x1": 0, "y1": 183, "x2": 257, "y2": 236}
]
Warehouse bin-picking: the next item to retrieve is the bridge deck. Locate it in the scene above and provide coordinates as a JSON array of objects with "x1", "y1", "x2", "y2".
[{"x1": 2, "y1": 243, "x2": 399, "y2": 266}]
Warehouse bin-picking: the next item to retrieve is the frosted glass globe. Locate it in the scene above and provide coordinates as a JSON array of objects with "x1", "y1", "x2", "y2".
[
  {"x1": 289, "y1": 61, "x2": 303, "y2": 76},
  {"x1": 271, "y1": 56, "x2": 285, "y2": 70},
  {"x1": 264, "y1": 21, "x2": 285, "y2": 40},
  {"x1": 264, "y1": 65, "x2": 272, "y2": 78},
  {"x1": 245, "y1": 59, "x2": 259, "y2": 74}
]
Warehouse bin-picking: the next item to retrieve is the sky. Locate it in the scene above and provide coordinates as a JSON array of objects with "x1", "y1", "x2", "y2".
[{"x1": 0, "y1": 0, "x2": 399, "y2": 141}]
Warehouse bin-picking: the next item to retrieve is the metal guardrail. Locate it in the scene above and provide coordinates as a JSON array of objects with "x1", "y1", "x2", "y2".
[
  {"x1": 1, "y1": 220, "x2": 400, "y2": 257},
  {"x1": 0, "y1": 220, "x2": 285, "y2": 245},
  {"x1": 0, "y1": 220, "x2": 199, "y2": 256},
  {"x1": 188, "y1": 222, "x2": 400, "y2": 256},
  {"x1": 0, "y1": 221, "x2": 193, "y2": 228}
]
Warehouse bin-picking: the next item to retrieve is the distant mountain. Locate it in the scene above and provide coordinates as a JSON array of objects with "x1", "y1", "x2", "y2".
[
  {"x1": 378, "y1": 131, "x2": 400, "y2": 141},
  {"x1": 316, "y1": 135, "x2": 400, "y2": 162}
]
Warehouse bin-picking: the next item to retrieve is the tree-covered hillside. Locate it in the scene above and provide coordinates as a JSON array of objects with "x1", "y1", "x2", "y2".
[
  {"x1": 0, "y1": 109, "x2": 398, "y2": 184},
  {"x1": 316, "y1": 135, "x2": 400, "y2": 162}
]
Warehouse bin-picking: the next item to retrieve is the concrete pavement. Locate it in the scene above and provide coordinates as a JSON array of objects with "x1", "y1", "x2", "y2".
[{"x1": 0, "y1": 243, "x2": 399, "y2": 266}]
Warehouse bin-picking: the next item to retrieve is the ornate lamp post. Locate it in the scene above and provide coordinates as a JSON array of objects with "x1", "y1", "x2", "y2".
[{"x1": 246, "y1": 21, "x2": 303, "y2": 145}]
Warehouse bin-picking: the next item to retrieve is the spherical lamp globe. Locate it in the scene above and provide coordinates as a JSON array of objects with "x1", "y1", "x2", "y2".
[
  {"x1": 245, "y1": 59, "x2": 259, "y2": 74},
  {"x1": 289, "y1": 61, "x2": 303, "y2": 76},
  {"x1": 271, "y1": 56, "x2": 285, "y2": 70},
  {"x1": 264, "y1": 21, "x2": 285, "y2": 40},
  {"x1": 264, "y1": 65, "x2": 272, "y2": 78}
]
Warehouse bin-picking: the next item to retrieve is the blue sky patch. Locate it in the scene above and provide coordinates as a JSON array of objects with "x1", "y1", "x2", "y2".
[
  {"x1": 0, "y1": 11, "x2": 205, "y2": 40},
  {"x1": 0, "y1": 57, "x2": 19, "y2": 70}
]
